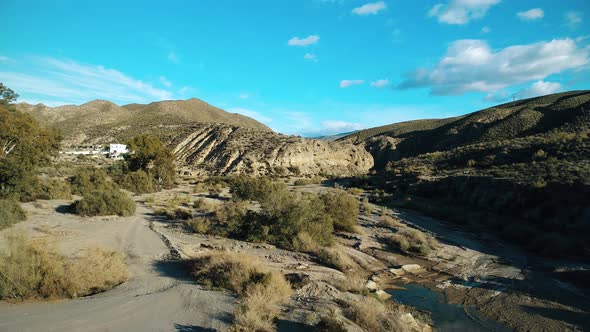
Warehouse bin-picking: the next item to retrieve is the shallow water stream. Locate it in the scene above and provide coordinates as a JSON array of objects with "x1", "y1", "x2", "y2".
[{"x1": 388, "y1": 284, "x2": 512, "y2": 332}]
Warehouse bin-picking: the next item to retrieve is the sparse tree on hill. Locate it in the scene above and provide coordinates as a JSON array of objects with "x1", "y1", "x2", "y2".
[{"x1": 125, "y1": 134, "x2": 176, "y2": 188}]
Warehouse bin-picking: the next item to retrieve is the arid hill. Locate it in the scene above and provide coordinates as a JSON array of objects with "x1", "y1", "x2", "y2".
[
  {"x1": 343, "y1": 91, "x2": 590, "y2": 259},
  {"x1": 17, "y1": 98, "x2": 272, "y2": 145},
  {"x1": 340, "y1": 90, "x2": 590, "y2": 169},
  {"x1": 17, "y1": 99, "x2": 373, "y2": 176}
]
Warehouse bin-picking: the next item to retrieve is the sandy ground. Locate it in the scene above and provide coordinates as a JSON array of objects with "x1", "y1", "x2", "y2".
[
  {"x1": 0, "y1": 199, "x2": 234, "y2": 332},
  {"x1": 1, "y1": 183, "x2": 588, "y2": 332}
]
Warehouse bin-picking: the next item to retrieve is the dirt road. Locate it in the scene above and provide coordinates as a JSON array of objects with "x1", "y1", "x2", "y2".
[{"x1": 0, "y1": 201, "x2": 234, "y2": 332}]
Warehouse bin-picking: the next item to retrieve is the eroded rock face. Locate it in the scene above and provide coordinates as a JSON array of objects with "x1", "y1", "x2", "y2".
[{"x1": 172, "y1": 124, "x2": 374, "y2": 176}]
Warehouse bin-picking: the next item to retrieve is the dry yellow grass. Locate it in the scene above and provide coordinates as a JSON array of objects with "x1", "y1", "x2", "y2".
[
  {"x1": 0, "y1": 233, "x2": 128, "y2": 300},
  {"x1": 189, "y1": 251, "x2": 292, "y2": 332},
  {"x1": 344, "y1": 296, "x2": 410, "y2": 332},
  {"x1": 378, "y1": 215, "x2": 404, "y2": 228}
]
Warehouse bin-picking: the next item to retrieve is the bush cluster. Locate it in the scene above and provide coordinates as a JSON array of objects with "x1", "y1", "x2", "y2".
[
  {"x1": 71, "y1": 189, "x2": 136, "y2": 217},
  {"x1": 386, "y1": 228, "x2": 436, "y2": 256},
  {"x1": 0, "y1": 199, "x2": 26, "y2": 230},
  {"x1": 189, "y1": 252, "x2": 292, "y2": 331},
  {"x1": 0, "y1": 234, "x2": 128, "y2": 300}
]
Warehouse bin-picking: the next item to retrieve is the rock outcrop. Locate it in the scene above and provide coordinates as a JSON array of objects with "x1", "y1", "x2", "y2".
[{"x1": 173, "y1": 124, "x2": 374, "y2": 176}]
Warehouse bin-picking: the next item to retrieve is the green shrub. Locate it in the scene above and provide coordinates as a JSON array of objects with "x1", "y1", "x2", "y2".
[
  {"x1": 36, "y1": 178, "x2": 72, "y2": 200},
  {"x1": 0, "y1": 199, "x2": 26, "y2": 230},
  {"x1": 229, "y1": 176, "x2": 286, "y2": 203},
  {"x1": 69, "y1": 167, "x2": 115, "y2": 196},
  {"x1": 321, "y1": 190, "x2": 358, "y2": 232},
  {"x1": 237, "y1": 193, "x2": 335, "y2": 250},
  {"x1": 118, "y1": 170, "x2": 155, "y2": 194},
  {"x1": 185, "y1": 218, "x2": 210, "y2": 234},
  {"x1": 71, "y1": 189, "x2": 136, "y2": 217}
]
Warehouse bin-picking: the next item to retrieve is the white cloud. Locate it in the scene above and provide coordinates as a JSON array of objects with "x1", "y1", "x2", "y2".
[
  {"x1": 517, "y1": 8, "x2": 544, "y2": 20},
  {"x1": 398, "y1": 38, "x2": 589, "y2": 95},
  {"x1": 339, "y1": 80, "x2": 365, "y2": 88},
  {"x1": 167, "y1": 51, "x2": 179, "y2": 63},
  {"x1": 516, "y1": 80, "x2": 562, "y2": 99},
  {"x1": 159, "y1": 76, "x2": 172, "y2": 87},
  {"x1": 228, "y1": 107, "x2": 273, "y2": 124},
  {"x1": 0, "y1": 56, "x2": 173, "y2": 105},
  {"x1": 352, "y1": 1, "x2": 387, "y2": 15},
  {"x1": 565, "y1": 11, "x2": 582, "y2": 27},
  {"x1": 304, "y1": 53, "x2": 319, "y2": 62},
  {"x1": 481, "y1": 26, "x2": 491, "y2": 33},
  {"x1": 428, "y1": 0, "x2": 500, "y2": 25},
  {"x1": 370, "y1": 79, "x2": 389, "y2": 88},
  {"x1": 288, "y1": 35, "x2": 320, "y2": 47},
  {"x1": 320, "y1": 121, "x2": 364, "y2": 133}
]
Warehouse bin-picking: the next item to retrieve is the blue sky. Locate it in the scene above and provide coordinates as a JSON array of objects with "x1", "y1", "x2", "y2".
[{"x1": 1, "y1": 0, "x2": 589, "y2": 135}]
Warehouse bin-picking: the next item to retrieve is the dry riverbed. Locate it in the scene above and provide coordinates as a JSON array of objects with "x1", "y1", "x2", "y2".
[{"x1": 0, "y1": 183, "x2": 588, "y2": 331}]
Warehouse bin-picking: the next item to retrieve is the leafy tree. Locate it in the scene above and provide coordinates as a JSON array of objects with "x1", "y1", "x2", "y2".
[
  {"x1": 125, "y1": 134, "x2": 175, "y2": 188},
  {"x1": 0, "y1": 83, "x2": 18, "y2": 107},
  {"x1": 0, "y1": 86, "x2": 61, "y2": 200}
]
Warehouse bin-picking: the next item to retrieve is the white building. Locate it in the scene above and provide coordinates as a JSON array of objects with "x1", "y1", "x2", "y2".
[{"x1": 109, "y1": 144, "x2": 129, "y2": 159}]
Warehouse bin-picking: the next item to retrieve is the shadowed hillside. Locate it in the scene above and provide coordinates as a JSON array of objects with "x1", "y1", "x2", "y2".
[{"x1": 346, "y1": 91, "x2": 590, "y2": 259}]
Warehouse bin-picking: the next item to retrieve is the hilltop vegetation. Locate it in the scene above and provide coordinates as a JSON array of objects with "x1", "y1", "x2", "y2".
[{"x1": 346, "y1": 91, "x2": 590, "y2": 259}]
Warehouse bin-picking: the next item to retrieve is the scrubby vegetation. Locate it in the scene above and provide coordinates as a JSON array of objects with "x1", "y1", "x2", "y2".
[
  {"x1": 347, "y1": 91, "x2": 590, "y2": 259},
  {"x1": 67, "y1": 167, "x2": 136, "y2": 217},
  {"x1": 0, "y1": 199, "x2": 26, "y2": 230},
  {"x1": 36, "y1": 178, "x2": 72, "y2": 200},
  {"x1": 105, "y1": 134, "x2": 176, "y2": 194},
  {"x1": 0, "y1": 86, "x2": 61, "y2": 202},
  {"x1": 343, "y1": 296, "x2": 411, "y2": 332},
  {"x1": 70, "y1": 189, "x2": 136, "y2": 217},
  {"x1": 0, "y1": 234, "x2": 128, "y2": 300},
  {"x1": 385, "y1": 228, "x2": 437, "y2": 256},
  {"x1": 189, "y1": 252, "x2": 292, "y2": 331}
]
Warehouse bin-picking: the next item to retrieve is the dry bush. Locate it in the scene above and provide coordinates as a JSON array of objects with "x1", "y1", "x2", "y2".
[
  {"x1": 67, "y1": 247, "x2": 128, "y2": 296},
  {"x1": 0, "y1": 234, "x2": 128, "y2": 300},
  {"x1": 346, "y1": 187, "x2": 364, "y2": 196},
  {"x1": 193, "y1": 198, "x2": 213, "y2": 212},
  {"x1": 185, "y1": 217, "x2": 210, "y2": 234},
  {"x1": 344, "y1": 296, "x2": 408, "y2": 332},
  {"x1": 293, "y1": 232, "x2": 320, "y2": 253},
  {"x1": 189, "y1": 252, "x2": 292, "y2": 331},
  {"x1": 386, "y1": 228, "x2": 437, "y2": 256},
  {"x1": 0, "y1": 199, "x2": 26, "y2": 230},
  {"x1": 378, "y1": 215, "x2": 404, "y2": 228},
  {"x1": 361, "y1": 197, "x2": 374, "y2": 215},
  {"x1": 316, "y1": 247, "x2": 357, "y2": 272}
]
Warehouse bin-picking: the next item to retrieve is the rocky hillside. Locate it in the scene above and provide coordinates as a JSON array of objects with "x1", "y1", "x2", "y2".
[
  {"x1": 16, "y1": 98, "x2": 272, "y2": 146},
  {"x1": 342, "y1": 90, "x2": 590, "y2": 169},
  {"x1": 18, "y1": 99, "x2": 373, "y2": 176},
  {"x1": 348, "y1": 91, "x2": 590, "y2": 259},
  {"x1": 173, "y1": 124, "x2": 373, "y2": 176}
]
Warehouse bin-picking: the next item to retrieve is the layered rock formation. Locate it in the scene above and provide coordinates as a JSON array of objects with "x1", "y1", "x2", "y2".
[{"x1": 173, "y1": 124, "x2": 373, "y2": 176}]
